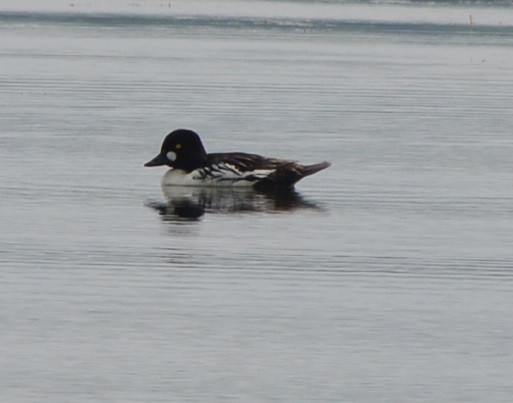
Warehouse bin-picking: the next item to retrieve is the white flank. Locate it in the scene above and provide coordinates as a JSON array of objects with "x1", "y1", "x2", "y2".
[{"x1": 161, "y1": 165, "x2": 276, "y2": 187}]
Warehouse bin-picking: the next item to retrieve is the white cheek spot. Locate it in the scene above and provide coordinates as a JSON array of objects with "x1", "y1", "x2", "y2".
[{"x1": 166, "y1": 151, "x2": 177, "y2": 162}]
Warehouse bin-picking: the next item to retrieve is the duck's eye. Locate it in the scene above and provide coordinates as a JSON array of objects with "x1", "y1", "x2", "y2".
[{"x1": 175, "y1": 143, "x2": 182, "y2": 150}]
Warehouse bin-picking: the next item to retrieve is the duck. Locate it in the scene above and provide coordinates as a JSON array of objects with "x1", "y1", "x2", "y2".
[{"x1": 144, "y1": 129, "x2": 331, "y2": 188}]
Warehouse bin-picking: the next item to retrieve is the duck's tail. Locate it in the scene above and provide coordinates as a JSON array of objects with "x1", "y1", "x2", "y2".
[
  {"x1": 255, "y1": 160, "x2": 331, "y2": 189},
  {"x1": 301, "y1": 161, "x2": 331, "y2": 177}
]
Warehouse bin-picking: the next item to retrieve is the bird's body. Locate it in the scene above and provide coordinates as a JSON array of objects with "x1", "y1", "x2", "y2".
[{"x1": 144, "y1": 129, "x2": 330, "y2": 188}]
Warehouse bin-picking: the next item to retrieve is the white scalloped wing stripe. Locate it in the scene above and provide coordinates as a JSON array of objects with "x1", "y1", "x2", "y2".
[
  {"x1": 218, "y1": 163, "x2": 276, "y2": 180},
  {"x1": 195, "y1": 163, "x2": 276, "y2": 181},
  {"x1": 241, "y1": 168, "x2": 276, "y2": 178}
]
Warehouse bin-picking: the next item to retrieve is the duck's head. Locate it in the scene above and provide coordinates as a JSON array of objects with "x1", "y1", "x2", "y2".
[{"x1": 144, "y1": 129, "x2": 207, "y2": 171}]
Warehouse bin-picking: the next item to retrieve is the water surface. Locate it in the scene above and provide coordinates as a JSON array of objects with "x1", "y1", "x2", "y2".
[{"x1": 1, "y1": 1, "x2": 513, "y2": 401}]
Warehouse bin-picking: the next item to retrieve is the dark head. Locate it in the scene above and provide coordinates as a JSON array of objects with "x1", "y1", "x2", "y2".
[{"x1": 144, "y1": 129, "x2": 207, "y2": 171}]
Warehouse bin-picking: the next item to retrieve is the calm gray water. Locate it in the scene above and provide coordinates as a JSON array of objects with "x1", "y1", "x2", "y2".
[{"x1": 1, "y1": 1, "x2": 513, "y2": 401}]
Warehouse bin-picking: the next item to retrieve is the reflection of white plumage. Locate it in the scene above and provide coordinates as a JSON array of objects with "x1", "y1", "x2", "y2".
[
  {"x1": 144, "y1": 129, "x2": 331, "y2": 188},
  {"x1": 145, "y1": 185, "x2": 323, "y2": 220}
]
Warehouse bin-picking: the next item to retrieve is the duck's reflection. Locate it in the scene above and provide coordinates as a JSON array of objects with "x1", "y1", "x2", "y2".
[{"x1": 146, "y1": 185, "x2": 322, "y2": 220}]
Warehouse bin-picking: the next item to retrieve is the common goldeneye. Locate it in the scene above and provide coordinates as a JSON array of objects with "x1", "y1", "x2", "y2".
[{"x1": 144, "y1": 129, "x2": 331, "y2": 188}]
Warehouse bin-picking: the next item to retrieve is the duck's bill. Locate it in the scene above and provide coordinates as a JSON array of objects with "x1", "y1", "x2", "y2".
[{"x1": 144, "y1": 153, "x2": 167, "y2": 167}]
